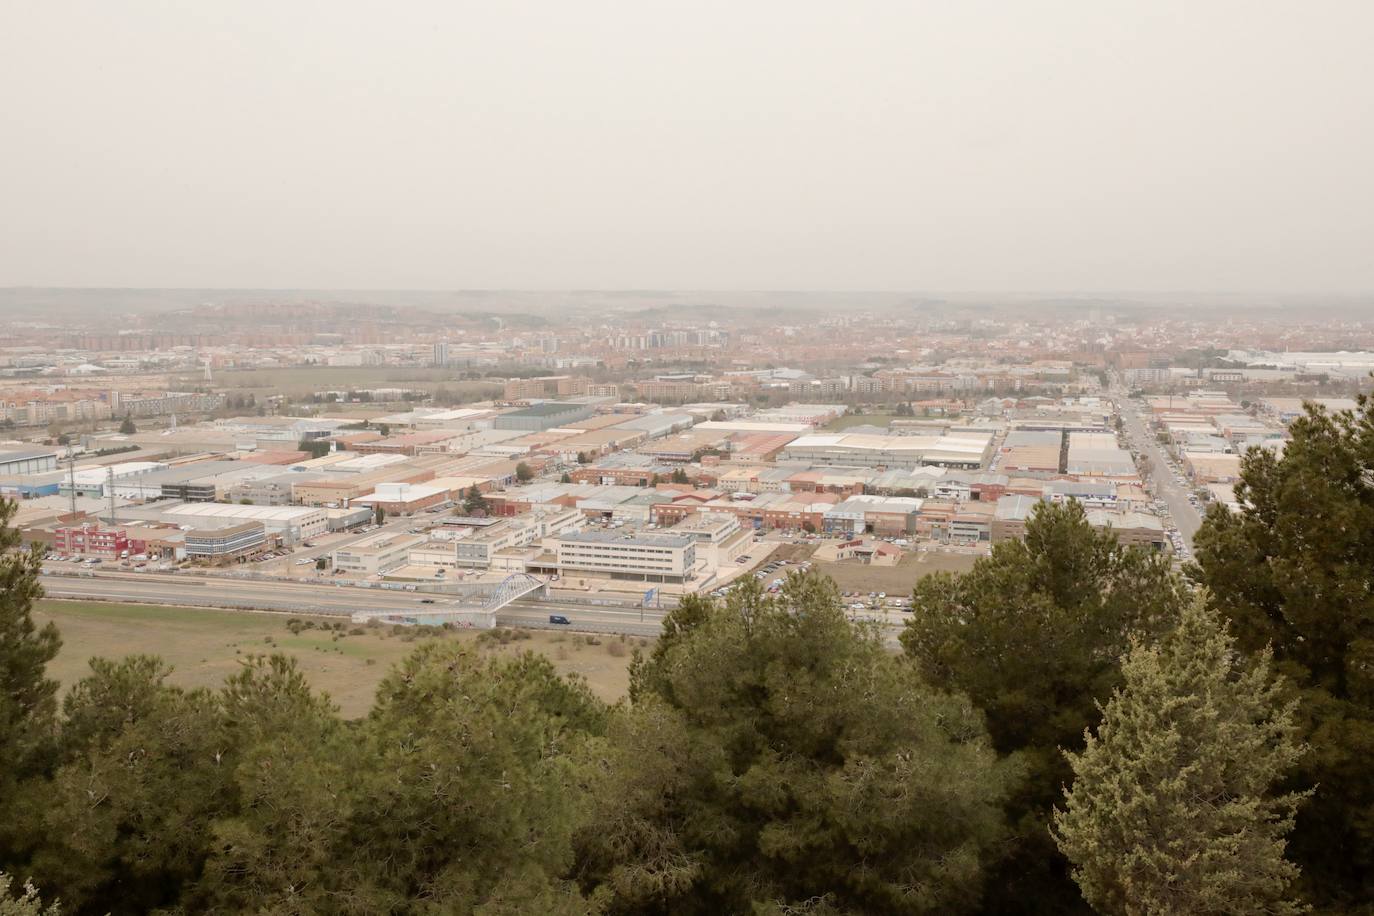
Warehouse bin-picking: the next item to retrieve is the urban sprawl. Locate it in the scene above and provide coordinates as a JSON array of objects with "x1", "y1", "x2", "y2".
[{"x1": 4, "y1": 300, "x2": 1372, "y2": 632}]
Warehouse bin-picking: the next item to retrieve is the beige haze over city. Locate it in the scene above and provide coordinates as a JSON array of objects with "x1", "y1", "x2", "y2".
[{"x1": 2, "y1": 0, "x2": 1371, "y2": 293}]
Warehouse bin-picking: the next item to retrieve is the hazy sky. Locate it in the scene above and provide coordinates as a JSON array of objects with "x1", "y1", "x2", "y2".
[{"x1": 3, "y1": 1, "x2": 1371, "y2": 292}]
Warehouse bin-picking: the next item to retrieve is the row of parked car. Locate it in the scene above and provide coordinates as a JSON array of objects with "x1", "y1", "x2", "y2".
[{"x1": 841, "y1": 590, "x2": 914, "y2": 612}]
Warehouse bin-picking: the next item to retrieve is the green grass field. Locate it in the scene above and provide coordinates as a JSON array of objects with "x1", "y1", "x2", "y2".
[{"x1": 33, "y1": 600, "x2": 634, "y2": 718}]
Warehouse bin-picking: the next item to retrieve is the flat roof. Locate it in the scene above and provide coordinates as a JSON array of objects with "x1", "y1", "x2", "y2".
[
  {"x1": 786, "y1": 432, "x2": 992, "y2": 453},
  {"x1": 186, "y1": 521, "x2": 266, "y2": 538},
  {"x1": 559, "y1": 529, "x2": 694, "y2": 548},
  {"x1": 503, "y1": 402, "x2": 590, "y2": 418},
  {"x1": 336, "y1": 531, "x2": 425, "y2": 552},
  {"x1": 161, "y1": 503, "x2": 323, "y2": 521},
  {"x1": 0, "y1": 448, "x2": 59, "y2": 462}
]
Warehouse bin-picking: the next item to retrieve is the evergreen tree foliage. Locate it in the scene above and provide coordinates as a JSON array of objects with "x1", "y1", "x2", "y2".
[
  {"x1": 900, "y1": 499, "x2": 1187, "y2": 913},
  {"x1": 583, "y1": 573, "x2": 1011, "y2": 915},
  {"x1": 10, "y1": 642, "x2": 605, "y2": 915},
  {"x1": 1190, "y1": 395, "x2": 1374, "y2": 908},
  {"x1": 0, "y1": 498, "x2": 60, "y2": 867},
  {"x1": 28, "y1": 657, "x2": 228, "y2": 913},
  {"x1": 463, "y1": 484, "x2": 489, "y2": 515},
  {"x1": 0, "y1": 873, "x2": 59, "y2": 916},
  {"x1": 1054, "y1": 596, "x2": 1308, "y2": 916}
]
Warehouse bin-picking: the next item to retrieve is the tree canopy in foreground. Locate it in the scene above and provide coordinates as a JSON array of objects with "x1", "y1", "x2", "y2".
[
  {"x1": 1055, "y1": 595, "x2": 1307, "y2": 916},
  {"x1": 901, "y1": 500, "x2": 1187, "y2": 913},
  {"x1": 581, "y1": 575, "x2": 1012, "y2": 915},
  {"x1": 1191, "y1": 394, "x2": 1374, "y2": 908}
]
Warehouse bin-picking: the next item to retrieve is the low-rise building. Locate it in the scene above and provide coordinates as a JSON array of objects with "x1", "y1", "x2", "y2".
[
  {"x1": 494, "y1": 401, "x2": 598, "y2": 431},
  {"x1": 992, "y1": 495, "x2": 1166, "y2": 551},
  {"x1": 185, "y1": 522, "x2": 267, "y2": 561},
  {"x1": 0, "y1": 448, "x2": 59, "y2": 476},
  {"x1": 61, "y1": 461, "x2": 168, "y2": 498},
  {"x1": 332, "y1": 532, "x2": 425, "y2": 575},
  {"x1": 823, "y1": 495, "x2": 923, "y2": 537},
  {"x1": 353, "y1": 481, "x2": 452, "y2": 515},
  {"x1": 125, "y1": 502, "x2": 328, "y2": 545},
  {"x1": 669, "y1": 511, "x2": 752, "y2": 569},
  {"x1": 780, "y1": 430, "x2": 994, "y2": 470},
  {"x1": 949, "y1": 502, "x2": 995, "y2": 544},
  {"x1": 554, "y1": 529, "x2": 697, "y2": 583},
  {"x1": 991, "y1": 494, "x2": 1040, "y2": 542},
  {"x1": 445, "y1": 509, "x2": 585, "y2": 568},
  {"x1": 53, "y1": 524, "x2": 132, "y2": 557}
]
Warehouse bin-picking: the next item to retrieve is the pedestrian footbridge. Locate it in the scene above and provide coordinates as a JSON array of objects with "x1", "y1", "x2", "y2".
[{"x1": 351, "y1": 573, "x2": 549, "y2": 628}]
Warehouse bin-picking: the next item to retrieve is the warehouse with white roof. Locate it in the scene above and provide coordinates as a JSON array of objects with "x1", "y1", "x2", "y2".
[{"x1": 779, "y1": 431, "x2": 994, "y2": 470}]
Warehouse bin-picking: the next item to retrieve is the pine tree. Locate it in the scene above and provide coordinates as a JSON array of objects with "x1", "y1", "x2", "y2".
[
  {"x1": 0, "y1": 872, "x2": 59, "y2": 916},
  {"x1": 1054, "y1": 596, "x2": 1308, "y2": 916},
  {"x1": 463, "y1": 484, "x2": 489, "y2": 515},
  {"x1": 900, "y1": 499, "x2": 1187, "y2": 913},
  {"x1": 1190, "y1": 395, "x2": 1374, "y2": 906},
  {"x1": 0, "y1": 498, "x2": 61, "y2": 866},
  {"x1": 28, "y1": 657, "x2": 229, "y2": 914},
  {"x1": 584, "y1": 572, "x2": 1011, "y2": 914},
  {"x1": 328, "y1": 644, "x2": 603, "y2": 913}
]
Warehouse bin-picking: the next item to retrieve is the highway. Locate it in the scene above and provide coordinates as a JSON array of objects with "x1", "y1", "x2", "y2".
[
  {"x1": 500, "y1": 599, "x2": 666, "y2": 638},
  {"x1": 1114, "y1": 391, "x2": 1203, "y2": 549},
  {"x1": 39, "y1": 569, "x2": 669, "y2": 635},
  {"x1": 38, "y1": 567, "x2": 901, "y2": 641}
]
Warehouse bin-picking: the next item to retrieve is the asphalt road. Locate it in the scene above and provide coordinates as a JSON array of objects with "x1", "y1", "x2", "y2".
[
  {"x1": 39, "y1": 569, "x2": 670, "y2": 635},
  {"x1": 1115, "y1": 393, "x2": 1203, "y2": 549},
  {"x1": 38, "y1": 567, "x2": 908, "y2": 641}
]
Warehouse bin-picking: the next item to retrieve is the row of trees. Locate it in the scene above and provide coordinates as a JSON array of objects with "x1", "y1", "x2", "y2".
[
  {"x1": 2, "y1": 391, "x2": 1372, "y2": 913},
  {"x1": 895, "y1": 391, "x2": 1374, "y2": 913}
]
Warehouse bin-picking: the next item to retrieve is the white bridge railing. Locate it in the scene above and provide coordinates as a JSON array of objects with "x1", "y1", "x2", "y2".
[{"x1": 481, "y1": 573, "x2": 547, "y2": 612}]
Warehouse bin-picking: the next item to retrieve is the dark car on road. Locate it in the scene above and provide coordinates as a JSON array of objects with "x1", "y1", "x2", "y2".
[{"x1": 549, "y1": 614, "x2": 571, "y2": 625}]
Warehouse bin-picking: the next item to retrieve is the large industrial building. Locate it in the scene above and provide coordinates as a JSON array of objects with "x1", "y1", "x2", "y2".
[
  {"x1": 493, "y1": 401, "x2": 598, "y2": 432},
  {"x1": 115, "y1": 501, "x2": 328, "y2": 545},
  {"x1": 0, "y1": 448, "x2": 59, "y2": 476},
  {"x1": 1064, "y1": 432, "x2": 1135, "y2": 477},
  {"x1": 779, "y1": 430, "x2": 994, "y2": 470}
]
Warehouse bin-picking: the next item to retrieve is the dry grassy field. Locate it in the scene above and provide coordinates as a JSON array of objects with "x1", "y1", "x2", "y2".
[
  {"x1": 811, "y1": 550, "x2": 979, "y2": 595},
  {"x1": 34, "y1": 600, "x2": 635, "y2": 718},
  {"x1": 170, "y1": 366, "x2": 503, "y2": 400}
]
